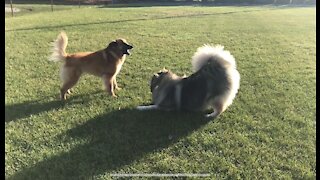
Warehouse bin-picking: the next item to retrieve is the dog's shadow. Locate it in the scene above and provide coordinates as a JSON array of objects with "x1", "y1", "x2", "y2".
[
  {"x1": 5, "y1": 90, "x2": 104, "y2": 122},
  {"x1": 9, "y1": 109, "x2": 211, "y2": 179}
]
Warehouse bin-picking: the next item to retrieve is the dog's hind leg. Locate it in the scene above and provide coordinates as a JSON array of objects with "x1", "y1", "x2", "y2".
[{"x1": 60, "y1": 67, "x2": 81, "y2": 100}]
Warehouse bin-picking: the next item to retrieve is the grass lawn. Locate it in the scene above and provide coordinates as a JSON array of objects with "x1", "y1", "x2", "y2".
[{"x1": 5, "y1": 3, "x2": 316, "y2": 179}]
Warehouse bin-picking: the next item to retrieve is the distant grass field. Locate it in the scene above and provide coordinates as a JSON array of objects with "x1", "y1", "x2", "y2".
[{"x1": 5, "y1": 4, "x2": 316, "y2": 179}]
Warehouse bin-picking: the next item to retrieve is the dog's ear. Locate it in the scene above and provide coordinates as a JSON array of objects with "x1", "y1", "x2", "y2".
[
  {"x1": 107, "y1": 40, "x2": 117, "y2": 47},
  {"x1": 161, "y1": 67, "x2": 168, "y2": 72}
]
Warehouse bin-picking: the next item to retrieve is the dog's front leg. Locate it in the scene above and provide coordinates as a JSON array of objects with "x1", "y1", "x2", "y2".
[
  {"x1": 136, "y1": 105, "x2": 159, "y2": 111},
  {"x1": 205, "y1": 102, "x2": 224, "y2": 119},
  {"x1": 102, "y1": 74, "x2": 117, "y2": 97},
  {"x1": 113, "y1": 78, "x2": 121, "y2": 90}
]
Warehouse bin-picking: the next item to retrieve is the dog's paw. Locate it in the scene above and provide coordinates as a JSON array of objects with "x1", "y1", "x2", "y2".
[
  {"x1": 59, "y1": 94, "x2": 67, "y2": 101},
  {"x1": 136, "y1": 106, "x2": 145, "y2": 111},
  {"x1": 66, "y1": 89, "x2": 72, "y2": 94},
  {"x1": 205, "y1": 113, "x2": 216, "y2": 119}
]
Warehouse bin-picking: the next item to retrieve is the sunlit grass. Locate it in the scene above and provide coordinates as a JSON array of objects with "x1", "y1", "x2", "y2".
[{"x1": 5, "y1": 4, "x2": 315, "y2": 179}]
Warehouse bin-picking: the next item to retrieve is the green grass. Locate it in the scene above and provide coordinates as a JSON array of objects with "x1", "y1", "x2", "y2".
[
  {"x1": 5, "y1": 4, "x2": 76, "y2": 17},
  {"x1": 5, "y1": 4, "x2": 316, "y2": 179}
]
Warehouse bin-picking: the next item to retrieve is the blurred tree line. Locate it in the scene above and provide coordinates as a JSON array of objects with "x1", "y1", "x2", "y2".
[
  {"x1": 7, "y1": 0, "x2": 316, "y2": 4},
  {"x1": 115, "y1": 0, "x2": 316, "y2": 4}
]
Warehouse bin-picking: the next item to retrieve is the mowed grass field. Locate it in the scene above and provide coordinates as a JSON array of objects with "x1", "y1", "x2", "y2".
[{"x1": 5, "y1": 4, "x2": 316, "y2": 179}]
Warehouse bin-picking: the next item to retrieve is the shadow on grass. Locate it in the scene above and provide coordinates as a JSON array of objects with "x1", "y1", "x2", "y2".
[
  {"x1": 5, "y1": 90, "x2": 104, "y2": 122},
  {"x1": 5, "y1": 99, "x2": 64, "y2": 122},
  {"x1": 5, "y1": 8, "x2": 281, "y2": 32},
  {"x1": 9, "y1": 108, "x2": 211, "y2": 179}
]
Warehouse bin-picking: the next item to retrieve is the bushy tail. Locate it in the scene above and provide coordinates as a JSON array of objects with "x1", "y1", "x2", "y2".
[
  {"x1": 192, "y1": 44, "x2": 240, "y2": 110},
  {"x1": 49, "y1": 32, "x2": 68, "y2": 62},
  {"x1": 191, "y1": 44, "x2": 237, "y2": 72}
]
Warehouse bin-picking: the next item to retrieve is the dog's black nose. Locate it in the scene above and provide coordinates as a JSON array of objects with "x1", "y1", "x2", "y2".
[{"x1": 128, "y1": 45, "x2": 133, "y2": 49}]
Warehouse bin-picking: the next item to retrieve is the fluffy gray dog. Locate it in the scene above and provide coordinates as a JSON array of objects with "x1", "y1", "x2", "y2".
[{"x1": 137, "y1": 45, "x2": 240, "y2": 119}]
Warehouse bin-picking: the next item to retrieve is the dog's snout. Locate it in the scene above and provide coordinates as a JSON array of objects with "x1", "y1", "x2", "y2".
[{"x1": 128, "y1": 45, "x2": 133, "y2": 49}]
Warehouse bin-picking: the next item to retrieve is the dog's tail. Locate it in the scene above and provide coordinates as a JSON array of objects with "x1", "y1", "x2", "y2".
[
  {"x1": 191, "y1": 44, "x2": 237, "y2": 72},
  {"x1": 49, "y1": 32, "x2": 68, "y2": 62},
  {"x1": 191, "y1": 44, "x2": 240, "y2": 112}
]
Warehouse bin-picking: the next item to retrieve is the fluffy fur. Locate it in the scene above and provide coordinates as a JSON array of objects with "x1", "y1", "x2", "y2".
[
  {"x1": 137, "y1": 44, "x2": 240, "y2": 119},
  {"x1": 49, "y1": 32, "x2": 133, "y2": 100}
]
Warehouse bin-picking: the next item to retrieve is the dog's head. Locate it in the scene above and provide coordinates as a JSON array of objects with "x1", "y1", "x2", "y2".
[
  {"x1": 107, "y1": 39, "x2": 133, "y2": 56},
  {"x1": 150, "y1": 68, "x2": 172, "y2": 93}
]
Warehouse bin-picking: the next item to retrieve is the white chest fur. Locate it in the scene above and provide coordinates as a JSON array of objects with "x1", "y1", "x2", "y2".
[{"x1": 115, "y1": 55, "x2": 126, "y2": 76}]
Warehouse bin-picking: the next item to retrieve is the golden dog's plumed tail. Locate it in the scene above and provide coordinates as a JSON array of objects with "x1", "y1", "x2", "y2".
[
  {"x1": 49, "y1": 32, "x2": 68, "y2": 62},
  {"x1": 191, "y1": 44, "x2": 236, "y2": 72}
]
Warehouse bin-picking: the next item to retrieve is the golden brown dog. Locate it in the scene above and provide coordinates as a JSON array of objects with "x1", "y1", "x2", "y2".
[{"x1": 49, "y1": 32, "x2": 133, "y2": 100}]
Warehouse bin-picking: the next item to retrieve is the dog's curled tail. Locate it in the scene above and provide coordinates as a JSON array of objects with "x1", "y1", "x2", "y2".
[
  {"x1": 191, "y1": 44, "x2": 237, "y2": 72},
  {"x1": 49, "y1": 32, "x2": 68, "y2": 62}
]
